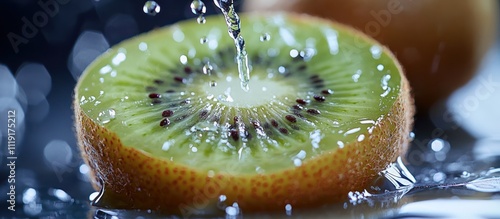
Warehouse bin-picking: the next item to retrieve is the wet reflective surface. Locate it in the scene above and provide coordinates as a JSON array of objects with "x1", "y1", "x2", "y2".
[{"x1": 0, "y1": 0, "x2": 499, "y2": 218}]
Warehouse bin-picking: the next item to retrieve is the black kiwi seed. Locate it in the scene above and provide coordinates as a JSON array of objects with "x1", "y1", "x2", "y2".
[
  {"x1": 314, "y1": 95, "x2": 326, "y2": 102},
  {"x1": 279, "y1": 128, "x2": 289, "y2": 135},
  {"x1": 160, "y1": 118, "x2": 170, "y2": 127},
  {"x1": 162, "y1": 110, "x2": 173, "y2": 117},
  {"x1": 297, "y1": 64, "x2": 307, "y2": 71},
  {"x1": 293, "y1": 104, "x2": 303, "y2": 110},
  {"x1": 311, "y1": 78, "x2": 324, "y2": 84},
  {"x1": 321, "y1": 89, "x2": 333, "y2": 95},
  {"x1": 309, "y1": 75, "x2": 320, "y2": 80},
  {"x1": 271, "y1": 120, "x2": 279, "y2": 128},
  {"x1": 149, "y1": 93, "x2": 161, "y2": 99},
  {"x1": 230, "y1": 129, "x2": 239, "y2": 141},
  {"x1": 252, "y1": 120, "x2": 262, "y2": 129},
  {"x1": 296, "y1": 99, "x2": 307, "y2": 105},
  {"x1": 307, "y1": 109, "x2": 321, "y2": 115},
  {"x1": 174, "y1": 76, "x2": 186, "y2": 83},
  {"x1": 285, "y1": 115, "x2": 297, "y2": 123},
  {"x1": 154, "y1": 79, "x2": 164, "y2": 85},
  {"x1": 184, "y1": 66, "x2": 192, "y2": 74},
  {"x1": 200, "y1": 110, "x2": 208, "y2": 118}
]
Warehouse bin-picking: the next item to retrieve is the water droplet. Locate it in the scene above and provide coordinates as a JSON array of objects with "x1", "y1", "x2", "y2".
[
  {"x1": 260, "y1": 33, "x2": 271, "y2": 41},
  {"x1": 97, "y1": 109, "x2": 116, "y2": 124},
  {"x1": 190, "y1": 0, "x2": 206, "y2": 15},
  {"x1": 293, "y1": 158, "x2": 302, "y2": 167},
  {"x1": 377, "y1": 64, "x2": 385, "y2": 71},
  {"x1": 23, "y1": 188, "x2": 38, "y2": 204},
  {"x1": 162, "y1": 140, "x2": 174, "y2": 151},
  {"x1": 209, "y1": 81, "x2": 217, "y2": 87},
  {"x1": 409, "y1": 132, "x2": 415, "y2": 141},
  {"x1": 432, "y1": 172, "x2": 446, "y2": 182},
  {"x1": 179, "y1": 55, "x2": 188, "y2": 65},
  {"x1": 357, "y1": 134, "x2": 365, "y2": 142},
  {"x1": 289, "y1": 49, "x2": 299, "y2": 58},
  {"x1": 143, "y1": 1, "x2": 160, "y2": 16},
  {"x1": 219, "y1": 195, "x2": 227, "y2": 202},
  {"x1": 370, "y1": 45, "x2": 382, "y2": 59},
  {"x1": 197, "y1": 15, "x2": 206, "y2": 24},
  {"x1": 207, "y1": 170, "x2": 215, "y2": 177},
  {"x1": 89, "y1": 192, "x2": 99, "y2": 201},
  {"x1": 48, "y1": 189, "x2": 72, "y2": 202},
  {"x1": 430, "y1": 138, "x2": 447, "y2": 152},
  {"x1": 200, "y1": 37, "x2": 208, "y2": 44},
  {"x1": 285, "y1": 204, "x2": 292, "y2": 216},
  {"x1": 461, "y1": 171, "x2": 471, "y2": 178},
  {"x1": 79, "y1": 164, "x2": 90, "y2": 175},
  {"x1": 225, "y1": 204, "x2": 239, "y2": 216},
  {"x1": 203, "y1": 63, "x2": 213, "y2": 75},
  {"x1": 337, "y1": 141, "x2": 344, "y2": 148}
]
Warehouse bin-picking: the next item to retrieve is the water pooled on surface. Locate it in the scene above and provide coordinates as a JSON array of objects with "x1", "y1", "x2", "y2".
[
  {"x1": 97, "y1": 108, "x2": 116, "y2": 124},
  {"x1": 212, "y1": 0, "x2": 251, "y2": 92},
  {"x1": 143, "y1": 1, "x2": 160, "y2": 16}
]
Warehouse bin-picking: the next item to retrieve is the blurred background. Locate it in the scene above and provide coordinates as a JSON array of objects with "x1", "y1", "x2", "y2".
[{"x1": 0, "y1": 0, "x2": 499, "y2": 218}]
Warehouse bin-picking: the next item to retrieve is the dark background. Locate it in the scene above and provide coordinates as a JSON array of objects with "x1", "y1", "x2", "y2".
[{"x1": 0, "y1": 0, "x2": 499, "y2": 218}]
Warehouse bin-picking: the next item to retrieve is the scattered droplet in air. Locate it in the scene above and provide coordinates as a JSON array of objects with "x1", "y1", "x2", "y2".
[
  {"x1": 203, "y1": 63, "x2": 213, "y2": 75},
  {"x1": 260, "y1": 33, "x2": 271, "y2": 42},
  {"x1": 190, "y1": 0, "x2": 206, "y2": 15},
  {"x1": 197, "y1": 15, "x2": 206, "y2": 24},
  {"x1": 143, "y1": 1, "x2": 160, "y2": 16},
  {"x1": 200, "y1": 37, "x2": 208, "y2": 44}
]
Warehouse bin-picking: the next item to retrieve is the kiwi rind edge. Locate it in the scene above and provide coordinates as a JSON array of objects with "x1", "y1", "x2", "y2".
[{"x1": 74, "y1": 12, "x2": 414, "y2": 211}]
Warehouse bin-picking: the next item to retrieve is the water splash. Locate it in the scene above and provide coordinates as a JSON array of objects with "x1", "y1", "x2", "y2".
[
  {"x1": 347, "y1": 156, "x2": 500, "y2": 207},
  {"x1": 212, "y1": 0, "x2": 251, "y2": 92}
]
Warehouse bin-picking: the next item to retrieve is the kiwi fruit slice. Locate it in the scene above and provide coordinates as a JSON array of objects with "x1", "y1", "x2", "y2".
[{"x1": 75, "y1": 13, "x2": 414, "y2": 212}]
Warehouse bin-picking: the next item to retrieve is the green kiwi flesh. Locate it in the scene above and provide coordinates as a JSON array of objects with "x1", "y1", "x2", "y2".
[{"x1": 76, "y1": 13, "x2": 402, "y2": 175}]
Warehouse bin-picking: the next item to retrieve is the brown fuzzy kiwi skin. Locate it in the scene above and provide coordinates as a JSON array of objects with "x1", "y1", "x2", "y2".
[
  {"x1": 244, "y1": 0, "x2": 498, "y2": 110},
  {"x1": 74, "y1": 14, "x2": 414, "y2": 212}
]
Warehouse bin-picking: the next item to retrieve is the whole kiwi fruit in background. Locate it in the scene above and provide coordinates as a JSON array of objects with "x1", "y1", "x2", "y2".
[{"x1": 244, "y1": 0, "x2": 499, "y2": 109}]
